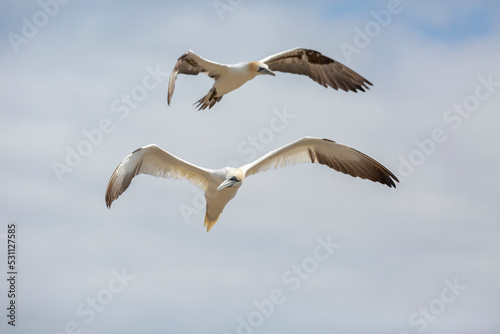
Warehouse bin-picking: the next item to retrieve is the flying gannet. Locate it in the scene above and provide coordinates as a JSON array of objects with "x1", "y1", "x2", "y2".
[
  {"x1": 168, "y1": 48, "x2": 372, "y2": 110},
  {"x1": 105, "y1": 137, "x2": 398, "y2": 232}
]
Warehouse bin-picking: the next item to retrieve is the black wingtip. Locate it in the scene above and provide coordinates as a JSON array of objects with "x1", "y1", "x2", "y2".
[
  {"x1": 105, "y1": 196, "x2": 112, "y2": 208},
  {"x1": 385, "y1": 174, "x2": 399, "y2": 188}
]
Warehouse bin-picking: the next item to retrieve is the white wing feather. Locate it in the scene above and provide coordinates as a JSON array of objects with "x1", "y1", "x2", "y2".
[
  {"x1": 240, "y1": 137, "x2": 398, "y2": 188},
  {"x1": 105, "y1": 144, "x2": 212, "y2": 207}
]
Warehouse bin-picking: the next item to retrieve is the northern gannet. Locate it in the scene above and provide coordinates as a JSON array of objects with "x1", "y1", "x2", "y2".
[
  {"x1": 105, "y1": 137, "x2": 398, "y2": 232},
  {"x1": 168, "y1": 48, "x2": 372, "y2": 110}
]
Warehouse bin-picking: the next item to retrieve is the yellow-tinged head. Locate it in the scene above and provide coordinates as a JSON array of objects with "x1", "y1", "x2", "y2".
[
  {"x1": 217, "y1": 169, "x2": 245, "y2": 191},
  {"x1": 249, "y1": 61, "x2": 276, "y2": 76}
]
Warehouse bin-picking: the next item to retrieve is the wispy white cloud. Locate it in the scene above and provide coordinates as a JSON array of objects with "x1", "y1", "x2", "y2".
[{"x1": 1, "y1": 0, "x2": 499, "y2": 333}]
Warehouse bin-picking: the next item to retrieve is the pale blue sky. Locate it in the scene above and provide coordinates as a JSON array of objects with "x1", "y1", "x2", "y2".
[{"x1": 1, "y1": 1, "x2": 500, "y2": 333}]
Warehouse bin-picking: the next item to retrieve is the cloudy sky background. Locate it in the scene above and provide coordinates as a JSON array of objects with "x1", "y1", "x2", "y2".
[{"x1": 1, "y1": 0, "x2": 499, "y2": 333}]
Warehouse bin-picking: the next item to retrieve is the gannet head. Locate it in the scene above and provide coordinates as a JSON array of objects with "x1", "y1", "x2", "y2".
[
  {"x1": 217, "y1": 169, "x2": 245, "y2": 191},
  {"x1": 249, "y1": 61, "x2": 276, "y2": 76}
]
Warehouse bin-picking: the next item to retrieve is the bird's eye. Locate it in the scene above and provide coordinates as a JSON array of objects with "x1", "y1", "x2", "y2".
[{"x1": 230, "y1": 176, "x2": 237, "y2": 181}]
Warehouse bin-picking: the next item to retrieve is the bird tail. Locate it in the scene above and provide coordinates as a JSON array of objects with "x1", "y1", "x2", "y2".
[
  {"x1": 194, "y1": 88, "x2": 223, "y2": 111},
  {"x1": 204, "y1": 212, "x2": 221, "y2": 232}
]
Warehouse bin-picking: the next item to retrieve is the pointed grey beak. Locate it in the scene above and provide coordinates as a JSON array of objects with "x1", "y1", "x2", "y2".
[
  {"x1": 258, "y1": 67, "x2": 276, "y2": 76},
  {"x1": 217, "y1": 179, "x2": 236, "y2": 191}
]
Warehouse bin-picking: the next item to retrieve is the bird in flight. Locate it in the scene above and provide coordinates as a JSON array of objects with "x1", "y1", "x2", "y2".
[
  {"x1": 105, "y1": 137, "x2": 398, "y2": 232},
  {"x1": 168, "y1": 48, "x2": 372, "y2": 110}
]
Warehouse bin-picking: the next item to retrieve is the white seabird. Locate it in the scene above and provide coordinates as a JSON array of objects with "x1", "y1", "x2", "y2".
[
  {"x1": 167, "y1": 48, "x2": 372, "y2": 110},
  {"x1": 105, "y1": 137, "x2": 398, "y2": 232}
]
